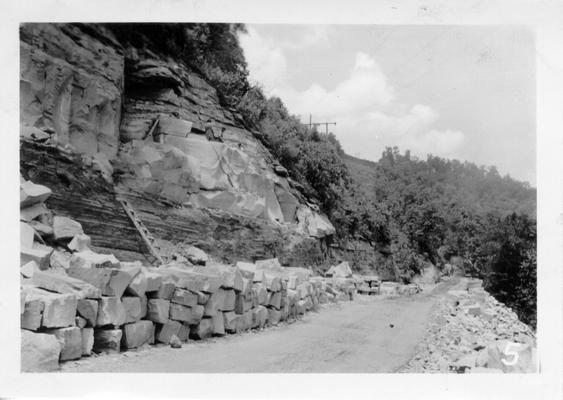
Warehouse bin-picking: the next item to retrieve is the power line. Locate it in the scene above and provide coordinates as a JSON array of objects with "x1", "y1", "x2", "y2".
[{"x1": 306, "y1": 114, "x2": 336, "y2": 135}]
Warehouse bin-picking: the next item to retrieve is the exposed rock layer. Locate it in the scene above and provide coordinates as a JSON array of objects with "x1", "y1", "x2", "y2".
[{"x1": 19, "y1": 23, "x2": 336, "y2": 265}]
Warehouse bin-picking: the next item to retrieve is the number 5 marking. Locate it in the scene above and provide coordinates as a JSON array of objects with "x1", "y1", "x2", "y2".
[{"x1": 502, "y1": 342, "x2": 521, "y2": 366}]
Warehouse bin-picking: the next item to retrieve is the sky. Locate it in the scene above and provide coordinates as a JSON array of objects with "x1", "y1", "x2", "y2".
[{"x1": 238, "y1": 25, "x2": 536, "y2": 186}]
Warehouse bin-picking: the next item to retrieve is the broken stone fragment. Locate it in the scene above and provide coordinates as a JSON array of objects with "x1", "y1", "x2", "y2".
[
  {"x1": 325, "y1": 261, "x2": 353, "y2": 278},
  {"x1": 156, "y1": 320, "x2": 182, "y2": 344},
  {"x1": 93, "y1": 329, "x2": 122, "y2": 354},
  {"x1": 28, "y1": 290, "x2": 78, "y2": 329},
  {"x1": 223, "y1": 311, "x2": 238, "y2": 333},
  {"x1": 190, "y1": 317, "x2": 214, "y2": 340},
  {"x1": 21, "y1": 297, "x2": 44, "y2": 331},
  {"x1": 50, "y1": 249, "x2": 72, "y2": 270},
  {"x1": 103, "y1": 267, "x2": 140, "y2": 298},
  {"x1": 220, "y1": 288, "x2": 236, "y2": 312},
  {"x1": 257, "y1": 285, "x2": 269, "y2": 305},
  {"x1": 81, "y1": 327, "x2": 94, "y2": 356},
  {"x1": 21, "y1": 245, "x2": 52, "y2": 270},
  {"x1": 211, "y1": 312, "x2": 225, "y2": 336},
  {"x1": 171, "y1": 288, "x2": 198, "y2": 307},
  {"x1": 234, "y1": 293, "x2": 252, "y2": 315},
  {"x1": 122, "y1": 296, "x2": 143, "y2": 323},
  {"x1": 70, "y1": 250, "x2": 120, "y2": 269},
  {"x1": 263, "y1": 274, "x2": 282, "y2": 292},
  {"x1": 268, "y1": 291, "x2": 282, "y2": 310},
  {"x1": 121, "y1": 320, "x2": 155, "y2": 349},
  {"x1": 76, "y1": 299, "x2": 99, "y2": 327},
  {"x1": 197, "y1": 291, "x2": 210, "y2": 305},
  {"x1": 267, "y1": 308, "x2": 282, "y2": 326},
  {"x1": 204, "y1": 262, "x2": 244, "y2": 291},
  {"x1": 96, "y1": 297, "x2": 127, "y2": 327},
  {"x1": 32, "y1": 269, "x2": 102, "y2": 299},
  {"x1": 149, "y1": 280, "x2": 175, "y2": 300},
  {"x1": 183, "y1": 245, "x2": 208, "y2": 265},
  {"x1": 21, "y1": 260, "x2": 40, "y2": 279},
  {"x1": 67, "y1": 234, "x2": 91, "y2": 252},
  {"x1": 21, "y1": 202, "x2": 50, "y2": 222},
  {"x1": 74, "y1": 315, "x2": 87, "y2": 328},
  {"x1": 147, "y1": 299, "x2": 170, "y2": 324},
  {"x1": 253, "y1": 305, "x2": 268, "y2": 329},
  {"x1": 158, "y1": 266, "x2": 221, "y2": 294},
  {"x1": 236, "y1": 311, "x2": 253, "y2": 333},
  {"x1": 169, "y1": 303, "x2": 192, "y2": 322},
  {"x1": 21, "y1": 221, "x2": 36, "y2": 248},
  {"x1": 177, "y1": 323, "x2": 190, "y2": 342},
  {"x1": 169, "y1": 334, "x2": 182, "y2": 348},
  {"x1": 188, "y1": 305, "x2": 205, "y2": 325},
  {"x1": 204, "y1": 289, "x2": 226, "y2": 317},
  {"x1": 20, "y1": 180, "x2": 52, "y2": 208},
  {"x1": 235, "y1": 261, "x2": 256, "y2": 281},
  {"x1": 67, "y1": 262, "x2": 113, "y2": 291},
  {"x1": 142, "y1": 268, "x2": 163, "y2": 292},
  {"x1": 51, "y1": 326, "x2": 82, "y2": 361},
  {"x1": 29, "y1": 220, "x2": 54, "y2": 238},
  {"x1": 125, "y1": 271, "x2": 148, "y2": 298},
  {"x1": 21, "y1": 330, "x2": 61, "y2": 372},
  {"x1": 53, "y1": 216, "x2": 84, "y2": 241},
  {"x1": 255, "y1": 258, "x2": 283, "y2": 272}
]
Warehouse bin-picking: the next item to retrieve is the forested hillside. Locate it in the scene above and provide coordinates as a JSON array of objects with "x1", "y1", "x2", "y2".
[{"x1": 104, "y1": 23, "x2": 536, "y2": 328}]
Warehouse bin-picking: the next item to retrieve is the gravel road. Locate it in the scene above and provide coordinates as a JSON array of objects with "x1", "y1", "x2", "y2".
[{"x1": 62, "y1": 279, "x2": 458, "y2": 373}]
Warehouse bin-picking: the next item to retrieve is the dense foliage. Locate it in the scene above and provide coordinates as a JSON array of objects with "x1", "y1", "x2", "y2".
[{"x1": 107, "y1": 23, "x2": 536, "y2": 328}]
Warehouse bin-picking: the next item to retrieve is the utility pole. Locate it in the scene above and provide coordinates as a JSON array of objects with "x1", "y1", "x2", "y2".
[{"x1": 306, "y1": 114, "x2": 336, "y2": 135}]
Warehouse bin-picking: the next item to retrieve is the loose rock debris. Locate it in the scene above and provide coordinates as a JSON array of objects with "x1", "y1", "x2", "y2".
[{"x1": 399, "y1": 278, "x2": 537, "y2": 373}]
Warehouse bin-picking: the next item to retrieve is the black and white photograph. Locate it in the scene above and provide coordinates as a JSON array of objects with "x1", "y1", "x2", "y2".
[{"x1": 2, "y1": 0, "x2": 563, "y2": 398}]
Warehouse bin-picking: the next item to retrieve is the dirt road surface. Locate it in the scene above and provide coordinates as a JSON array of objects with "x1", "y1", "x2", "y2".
[{"x1": 63, "y1": 279, "x2": 458, "y2": 373}]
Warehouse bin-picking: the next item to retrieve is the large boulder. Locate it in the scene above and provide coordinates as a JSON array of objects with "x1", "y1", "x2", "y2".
[
  {"x1": 122, "y1": 297, "x2": 144, "y2": 323},
  {"x1": 296, "y1": 206, "x2": 336, "y2": 238},
  {"x1": 171, "y1": 288, "x2": 198, "y2": 307},
  {"x1": 121, "y1": 320, "x2": 155, "y2": 349},
  {"x1": 147, "y1": 299, "x2": 170, "y2": 324},
  {"x1": 158, "y1": 265, "x2": 221, "y2": 294},
  {"x1": 23, "y1": 288, "x2": 78, "y2": 329},
  {"x1": 21, "y1": 330, "x2": 61, "y2": 372},
  {"x1": 96, "y1": 297, "x2": 127, "y2": 327},
  {"x1": 51, "y1": 326, "x2": 82, "y2": 361},
  {"x1": 31, "y1": 269, "x2": 101, "y2": 299},
  {"x1": 103, "y1": 267, "x2": 140, "y2": 298},
  {"x1": 156, "y1": 320, "x2": 182, "y2": 344}
]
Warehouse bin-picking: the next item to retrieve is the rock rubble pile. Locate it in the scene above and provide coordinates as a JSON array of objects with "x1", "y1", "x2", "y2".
[
  {"x1": 20, "y1": 179, "x2": 364, "y2": 372},
  {"x1": 400, "y1": 278, "x2": 537, "y2": 373}
]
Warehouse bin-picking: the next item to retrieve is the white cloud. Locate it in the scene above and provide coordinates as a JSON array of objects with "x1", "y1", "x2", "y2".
[
  {"x1": 278, "y1": 25, "x2": 330, "y2": 50},
  {"x1": 274, "y1": 52, "x2": 394, "y2": 117},
  {"x1": 240, "y1": 27, "x2": 465, "y2": 162},
  {"x1": 239, "y1": 26, "x2": 288, "y2": 92}
]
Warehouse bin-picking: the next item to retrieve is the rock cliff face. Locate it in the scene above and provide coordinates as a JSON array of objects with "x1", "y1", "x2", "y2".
[{"x1": 19, "y1": 23, "x2": 335, "y2": 266}]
